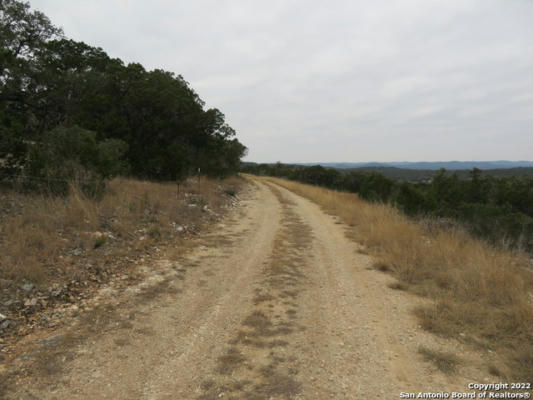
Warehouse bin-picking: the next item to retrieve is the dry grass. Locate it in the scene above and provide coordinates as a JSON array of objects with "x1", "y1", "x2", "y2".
[
  {"x1": 255, "y1": 372, "x2": 301, "y2": 398},
  {"x1": 0, "y1": 176, "x2": 242, "y2": 286},
  {"x1": 388, "y1": 281, "x2": 408, "y2": 291},
  {"x1": 217, "y1": 347, "x2": 246, "y2": 375},
  {"x1": 418, "y1": 346, "x2": 460, "y2": 374},
  {"x1": 488, "y1": 363, "x2": 503, "y2": 377},
  {"x1": 256, "y1": 176, "x2": 533, "y2": 380}
]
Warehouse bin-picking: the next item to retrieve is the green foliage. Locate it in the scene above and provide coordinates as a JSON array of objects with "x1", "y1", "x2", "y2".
[
  {"x1": 1, "y1": 0, "x2": 246, "y2": 190},
  {"x1": 93, "y1": 235, "x2": 107, "y2": 249},
  {"x1": 25, "y1": 126, "x2": 128, "y2": 196},
  {"x1": 242, "y1": 163, "x2": 533, "y2": 252},
  {"x1": 0, "y1": 114, "x2": 26, "y2": 176}
]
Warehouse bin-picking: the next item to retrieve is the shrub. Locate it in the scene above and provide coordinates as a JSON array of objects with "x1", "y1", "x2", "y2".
[{"x1": 24, "y1": 126, "x2": 128, "y2": 197}]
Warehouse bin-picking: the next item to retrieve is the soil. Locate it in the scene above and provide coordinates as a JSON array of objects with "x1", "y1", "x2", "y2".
[{"x1": 1, "y1": 179, "x2": 496, "y2": 399}]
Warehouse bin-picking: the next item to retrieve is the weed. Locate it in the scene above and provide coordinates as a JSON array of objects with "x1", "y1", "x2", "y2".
[
  {"x1": 148, "y1": 224, "x2": 161, "y2": 239},
  {"x1": 418, "y1": 346, "x2": 460, "y2": 374},
  {"x1": 255, "y1": 372, "x2": 301, "y2": 397},
  {"x1": 373, "y1": 261, "x2": 391, "y2": 272},
  {"x1": 93, "y1": 235, "x2": 107, "y2": 249},
  {"x1": 488, "y1": 364, "x2": 502, "y2": 377},
  {"x1": 242, "y1": 311, "x2": 273, "y2": 333},
  {"x1": 217, "y1": 347, "x2": 246, "y2": 375},
  {"x1": 388, "y1": 281, "x2": 407, "y2": 290}
]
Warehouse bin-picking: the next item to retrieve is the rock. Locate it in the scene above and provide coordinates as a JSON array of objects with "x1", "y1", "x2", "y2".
[
  {"x1": 37, "y1": 335, "x2": 63, "y2": 349},
  {"x1": 72, "y1": 249, "x2": 82, "y2": 256},
  {"x1": 24, "y1": 298, "x2": 38, "y2": 307},
  {"x1": 0, "y1": 313, "x2": 6, "y2": 321},
  {"x1": 3, "y1": 299, "x2": 21, "y2": 308},
  {"x1": 20, "y1": 283, "x2": 34, "y2": 292},
  {"x1": 0, "y1": 319, "x2": 13, "y2": 330}
]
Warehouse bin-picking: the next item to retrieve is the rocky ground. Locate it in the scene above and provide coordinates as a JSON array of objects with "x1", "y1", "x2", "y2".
[{"x1": 0, "y1": 178, "x2": 512, "y2": 399}]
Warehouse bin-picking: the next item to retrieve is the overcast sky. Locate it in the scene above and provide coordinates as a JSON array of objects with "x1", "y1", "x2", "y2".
[{"x1": 30, "y1": 0, "x2": 533, "y2": 163}]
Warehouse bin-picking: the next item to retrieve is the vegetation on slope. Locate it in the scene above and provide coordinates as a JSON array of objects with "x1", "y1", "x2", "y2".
[
  {"x1": 1, "y1": 0, "x2": 247, "y2": 194},
  {"x1": 0, "y1": 176, "x2": 242, "y2": 331},
  {"x1": 345, "y1": 166, "x2": 533, "y2": 182},
  {"x1": 261, "y1": 176, "x2": 533, "y2": 380},
  {"x1": 0, "y1": 1, "x2": 248, "y2": 344}
]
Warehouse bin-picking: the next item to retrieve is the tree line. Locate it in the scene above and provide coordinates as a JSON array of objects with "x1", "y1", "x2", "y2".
[
  {"x1": 242, "y1": 163, "x2": 533, "y2": 252},
  {"x1": 1, "y1": 0, "x2": 246, "y2": 195}
]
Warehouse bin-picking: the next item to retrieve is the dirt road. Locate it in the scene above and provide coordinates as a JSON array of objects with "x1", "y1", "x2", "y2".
[{"x1": 5, "y1": 179, "x2": 487, "y2": 399}]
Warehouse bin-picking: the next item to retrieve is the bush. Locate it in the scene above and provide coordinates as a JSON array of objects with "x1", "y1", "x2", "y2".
[{"x1": 24, "y1": 126, "x2": 128, "y2": 197}]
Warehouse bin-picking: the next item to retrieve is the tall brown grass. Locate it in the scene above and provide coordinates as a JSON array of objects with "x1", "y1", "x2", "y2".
[
  {"x1": 260, "y1": 176, "x2": 533, "y2": 380},
  {"x1": 0, "y1": 176, "x2": 241, "y2": 285}
]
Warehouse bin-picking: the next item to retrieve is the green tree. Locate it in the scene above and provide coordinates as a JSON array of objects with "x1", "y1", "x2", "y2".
[
  {"x1": 25, "y1": 126, "x2": 127, "y2": 196},
  {"x1": 1, "y1": 0, "x2": 247, "y2": 185},
  {"x1": 0, "y1": 0, "x2": 63, "y2": 175}
]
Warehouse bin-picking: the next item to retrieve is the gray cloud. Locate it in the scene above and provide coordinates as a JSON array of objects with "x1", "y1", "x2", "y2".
[{"x1": 30, "y1": 0, "x2": 533, "y2": 162}]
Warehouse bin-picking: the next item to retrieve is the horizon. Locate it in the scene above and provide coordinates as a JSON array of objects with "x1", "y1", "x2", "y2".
[{"x1": 247, "y1": 160, "x2": 533, "y2": 164}]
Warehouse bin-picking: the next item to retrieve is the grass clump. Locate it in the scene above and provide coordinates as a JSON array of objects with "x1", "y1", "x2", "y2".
[
  {"x1": 93, "y1": 235, "x2": 107, "y2": 249},
  {"x1": 217, "y1": 347, "x2": 246, "y2": 375},
  {"x1": 388, "y1": 281, "x2": 408, "y2": 291},
  {"x1": 487, "y1": 364, "x2": 503, "y2": 377},
  {"x1": 418, "y1": 346, "x2": 460, "y2": 374}
]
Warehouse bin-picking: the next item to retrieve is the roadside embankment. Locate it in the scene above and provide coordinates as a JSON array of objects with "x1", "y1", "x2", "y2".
[
  {"x1": 259, "y1": 176, "x2": 533, "y2": 381},
  {"x1": 0, "y1": 176, "x2": 242, "y2": 343}
]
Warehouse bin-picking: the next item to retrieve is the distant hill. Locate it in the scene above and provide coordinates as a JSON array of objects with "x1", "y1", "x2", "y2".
[
  {"x1": 298, "y1": 161, "x2": 533, "y2": 170},
  {"x1": 242, "y1": 161, "x2": 533, "y2": 182},
  {"x1": 349, "y1": 166, "x2": 533, "y2": 182}
]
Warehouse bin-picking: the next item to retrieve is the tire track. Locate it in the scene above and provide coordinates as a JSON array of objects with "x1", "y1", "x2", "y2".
[
  {"x1": 198, "y1": 185, "x2": 314, "y2": 400},
  {"x1": 4, "y1": 181, "x2": 283, "y2": 400}
]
